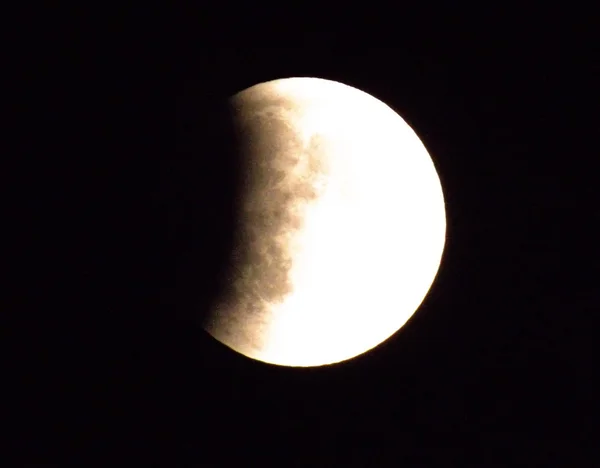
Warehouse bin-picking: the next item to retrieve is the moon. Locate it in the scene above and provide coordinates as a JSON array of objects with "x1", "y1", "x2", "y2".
[{"x1": 204, "y1": 77, "x2": 446, "y2": 367}]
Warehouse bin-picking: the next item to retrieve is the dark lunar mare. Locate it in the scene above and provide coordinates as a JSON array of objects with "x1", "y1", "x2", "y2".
[{"x1": 206, "y1": 90, "x2": 330, "y2": 356}]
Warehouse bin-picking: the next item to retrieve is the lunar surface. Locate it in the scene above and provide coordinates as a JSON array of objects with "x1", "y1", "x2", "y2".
[{"x1": 204, "y1": 77, "x2": 446, "y2": 367}]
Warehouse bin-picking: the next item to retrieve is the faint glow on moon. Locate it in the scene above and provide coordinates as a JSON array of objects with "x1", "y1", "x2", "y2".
[{"x1": 211, "y1": 77, "x2": 446, "y2": 367}]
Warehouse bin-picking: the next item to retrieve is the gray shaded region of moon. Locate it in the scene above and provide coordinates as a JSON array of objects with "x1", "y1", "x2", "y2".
[{"x1": 204, "y1": 87, "x2": 330, "y2": 358}]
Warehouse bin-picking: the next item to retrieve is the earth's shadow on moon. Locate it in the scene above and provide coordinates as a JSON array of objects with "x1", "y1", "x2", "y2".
[
  {"x1": 169, "y1": 91, "x2": 244, "y2": 329},
  {"x1": 202, "y1": 87, "x2": 337, "y2": 359}
]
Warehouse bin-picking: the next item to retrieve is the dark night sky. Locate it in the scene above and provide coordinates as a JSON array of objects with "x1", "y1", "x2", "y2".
[{"x1": 5, "y1": 6, "x2": 594, "y2": 466}]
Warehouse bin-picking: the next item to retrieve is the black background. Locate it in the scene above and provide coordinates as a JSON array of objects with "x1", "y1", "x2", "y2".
[{"x1": 5, "y1": 5, "x2": 595, "y2": 466}]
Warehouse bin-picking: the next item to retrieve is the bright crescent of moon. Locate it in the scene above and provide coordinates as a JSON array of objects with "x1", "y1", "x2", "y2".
[{"x1": 205, "y1": 77, "x2": 446, "y2": 367}]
